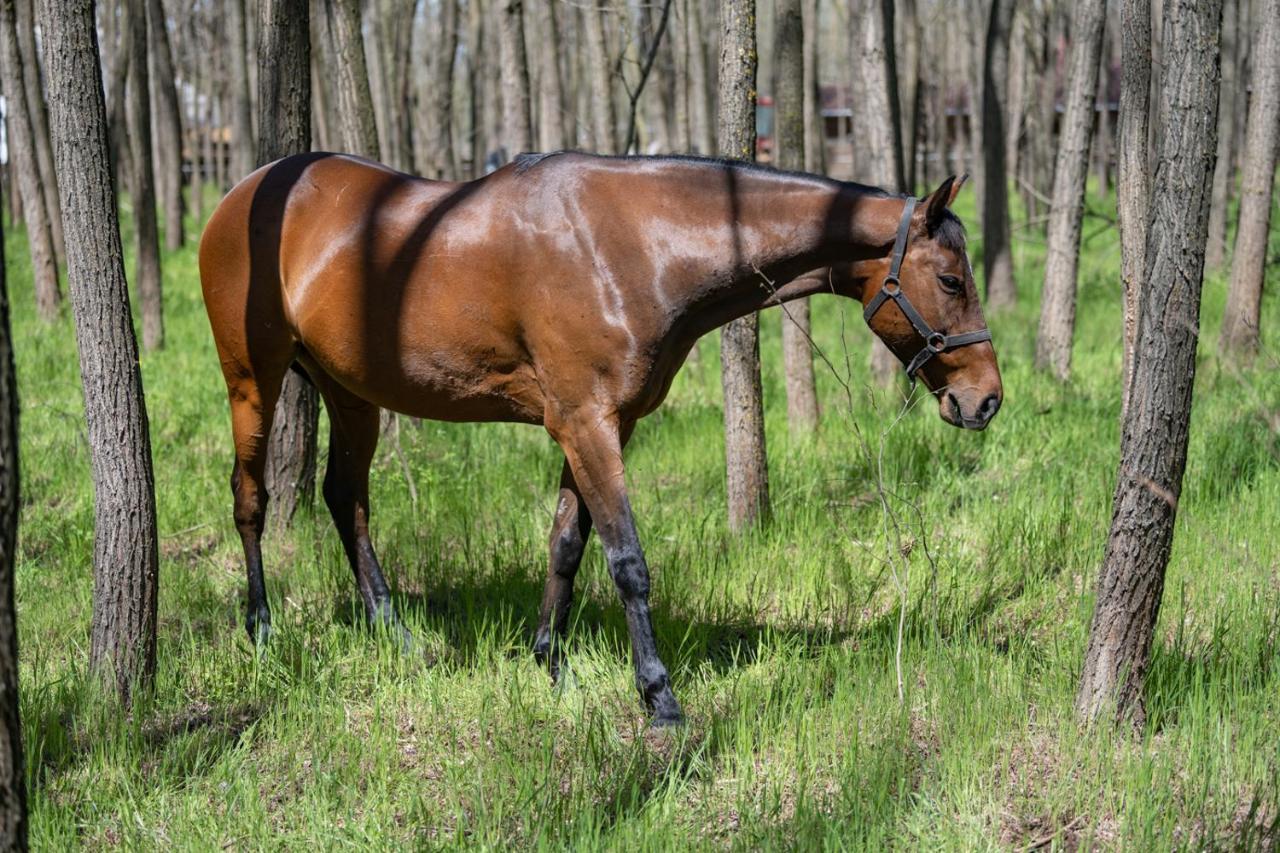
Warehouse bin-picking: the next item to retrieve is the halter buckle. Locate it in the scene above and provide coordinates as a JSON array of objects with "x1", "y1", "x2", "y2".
[
  {"x1": 927, "y1": 333, "x2": 947, "y2": 353},
  {"x1": 882, "y1": 277, "x2": 901, "y2": 296}
]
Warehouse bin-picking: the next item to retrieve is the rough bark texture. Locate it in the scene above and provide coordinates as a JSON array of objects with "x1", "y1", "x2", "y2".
[
  {"x1": 0, "y1": 209, "x2": 27, "y2": 851},
  {"x1": 801, "y1": 0, "x2": 823, "y2": 174},
  {"x1": 326, "y1": 0, "x2": 380, "y2": 158},
  {"x1": 774, "y1": 0, "x2": 818, "y2": 433},
  {"x1": 981, "y1": 0, "x2": 1016, "y2": 308},
  {"x1": 1221, "y1": 0, "x2": 1279, "y2": 357},
  {"x1": 717, "y1": 0, "x2": 769, "y2": 531},
  {"x1": 147, "y1": 0, "x2": 184, "y2": 250},
  {"x1": 534, "y1": 0, "x2": 565, "y2": 152},
  {"x1": 259, "y1": 0, "x2": 320, "y2": 526},
  {"x1": 227, "y1": 0, "x2": 255, "y2": 180},
  {"x1": 898, "y1": 0, "x2": 921, "y2": 192},
  {"x1": 584, "y1": 2, "x2": 617, "y2": 154},
  {"x1": 0, "y1": 0, "x2": 62, "y2": 321},
  {"x1": 1118, "y1": 0, "x2": 1152, "y2": 416},
  {"x1": 15, "y1": 0, "x2": 64, "y2": 266},
  {"x1": 686, "y1": 0, "x2": 714, "y2": 155},
  {"x1": 418, "y1": 0, "x2": 459, "y2": 178},
  {"x1": 126, "y1": 0, "x2": 164, "y2": 351},
  {"x1": 498, "y1": 0, "x2": 533, "y2": 154},
  {"x1": 1204, "y1": 0, "x2": 1237, "y2": 270},
  {"x1": 467, "y1": 0, "x2": 488, "y2": 175},
  {"x1": 1034, "y1": 0, "x2": 1106, "y2": 380},
  {"x1": 40, "y1": 0, "x2": 160, "y2": 708},
  {"x1": 1075, "y1": 0, "x2": 1221, "y2": 728}
]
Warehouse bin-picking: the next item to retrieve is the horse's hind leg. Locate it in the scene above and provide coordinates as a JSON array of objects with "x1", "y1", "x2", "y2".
[
  {"x1": 533, "y1": 460, "x2": 593, "y2": 679},
  {"x1": 312, "y1": 375, "x2": 408, "y2": 643}
]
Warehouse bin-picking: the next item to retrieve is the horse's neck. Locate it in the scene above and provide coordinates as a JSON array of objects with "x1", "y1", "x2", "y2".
[{"x1": 662, "y1": 168, "x2": 906, "y2": 338}]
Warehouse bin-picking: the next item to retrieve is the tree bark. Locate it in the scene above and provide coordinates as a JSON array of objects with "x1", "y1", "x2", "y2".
[
  {"x1": 40, "y1": 0, "x2": 160, "y2": 708},
  {"x1": 227, "y1": 0, "x2": 255, "y2": 179},
  {"x1": 775, "y1": 0, "x2": 818, "y2": 433},
  {"x1": 259, "y1": 0, "x2": 320, "y2": 527},
  {"x1": 981, "y1": 0, "x2": 1016, "y2": 308},
  {"x1": 326, "y1": 0, "x2": 380, "y2": 158},
  {"x1": 1221, "y1": 0, "x2": 1279, "y2": 357},
  {"x1": 1076, "y1": 0, "x2": 1222, "y2": 727},
  {"x1": 147, "y1": 0, "x2": 184, "y2": 251},
  {"x1": 419, "y1": 0, "x2": 459, "y2": 178},
  {"x1": 898, "y1": 0, "x2": 921, "y2": 192},
  {"x1": 0, "y1": 201, "x2": 28, "y2": 852},
  {"x1": 15, "y1": 0, "x2": 65, "y2": 267},
  {"x1": 498, "y1": 0, "x2": 533, "y2": 154},
  {"x1": 533, "y1": 0, "x2": 566, "y2": 152},
  {"x1": 717, "y1": 0, "x2": 769, "y2": 531},
  {"x1": 0, "y1": 0, "x2": 63, "y2": 321},
  {"x1": 584, "y1": 2, "x2": 617, "y2": 154},
  {"x1": 467, "y1": 0, "x2": 488, "y2": 176},
  {"x1": 801, "y1": 0, "x2": 824, "y2": 174},
  {"x1": 687, "y1": 0, "x2": 714, "y2": 155},
  {"x1": 1034, "y1": 0, "x2": 1106, "y2": 380},
  {"x1": 1204, "y1": 0, "x2": 1238, "y2": 270},
  {"x1": 1118, "y1": 0, "x2": 1152, "y2": 416},
  {"x1": 126, "y1": 0, "x2": 164, "y2": 351}
]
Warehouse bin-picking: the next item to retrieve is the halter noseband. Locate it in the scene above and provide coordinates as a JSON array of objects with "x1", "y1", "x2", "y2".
[{"x1": 862, "y1": 197, "x2": 993, "y2": 383}]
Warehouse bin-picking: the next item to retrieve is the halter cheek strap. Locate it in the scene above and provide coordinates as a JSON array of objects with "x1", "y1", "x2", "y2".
[{"x1": 862, "y1": 197, "x2": 993, "y2": 383}]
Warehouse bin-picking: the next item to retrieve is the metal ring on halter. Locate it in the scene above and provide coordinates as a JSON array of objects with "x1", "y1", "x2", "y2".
[{"x1": 862, "y1": 197, "x2": 994, "y2": 383}]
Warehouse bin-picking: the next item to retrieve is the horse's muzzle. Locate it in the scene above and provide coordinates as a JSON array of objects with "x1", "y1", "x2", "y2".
[{"x1": 942, "y1": 391, "x2": 1002, "y2": 430}]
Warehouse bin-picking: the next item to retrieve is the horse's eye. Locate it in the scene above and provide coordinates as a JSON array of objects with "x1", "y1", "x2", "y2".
[{"x1": 938, "y1": 275, "x2": 963, "y2": 294}]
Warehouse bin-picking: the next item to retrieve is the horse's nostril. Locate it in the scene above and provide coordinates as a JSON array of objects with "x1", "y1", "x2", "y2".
[{"x1": 978, "y1": 394, "x2": 1002, "y2": 422}]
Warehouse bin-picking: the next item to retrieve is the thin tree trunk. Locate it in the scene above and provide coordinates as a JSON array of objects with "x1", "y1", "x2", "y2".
[
  {"x1": 467, "y1": 0, "x2": 487, "y2": 176},
  {"x1": 498, "y1": 0, "x2": 533, "y2": 154},
  {"x1": 688, "y1": 0, "x2": 714, "y2": 155},
  {"x1": 147, "y1": 0, "x2": 184, "y2": 250},
  {"x1": 1118, "y1": 0, "x2": 1152, "y2": 416},
  {"x1": 1005, "y1": 6, "x2": 1027, "y2": 198},
  {"x1": 534, "y1": 0, "x2": 566, "y2": 152},
  {"x1": 227, "y1": 0, "x2": 255, "y2": 179},
  {"x1": 982, "y1": 0, "x2": 1016, "y2": 308},
  {"x1": 718, "y1": 0, "x2": 769, "y2": 531},
  {"x1": 420, "y1": 0, "x2": 459, "y2": 178},
  {"x1": 584, "y1": 2, "x2": 617, "y2": 154},
  {"x1": 0, "y1": 0, "x2": 62, "y2": 321},
  {"x1": 801, "y1": 0, "x2": 824, "y2": 174},
  {"x1": 0, "y1": 199, "x2": 28, "y2": 851},
  {"x1": 259, "y1": 0, "x2": 319, "y2": 527},
  {"x1": 15, "y1": 0, "x2": 64, "y2": 267},
  {"x1": 1034, "y1": 0, "x2": 1106, "y2": 380},
  {"x1": 327, "y1": 0, "x2": 380, "y2": 158},
  {"x1": 1076, "y1": 0, "x2": 1222, "y2": 727},
  {"x1": 126, "y1": 0, "x2": 164, "y2": 351},
  {"x1": 187, "y1": 10, "x2": 204, "y2": 227},
  {"x1": 775, "y1": 0, "x2": 818, "y2": 433},
  {"x1": 1221, "y1": 0, "x2": 1279, "y2": 357},
  {"x1": 1205, "y1": 0, "x2": 1238, "y2": 270},
  {"x1": 898, "y1": 0, "x2": 921, "y2": 192},
  {"x1": 40, "y1": 0, "x2": 160, "y2": 708}
]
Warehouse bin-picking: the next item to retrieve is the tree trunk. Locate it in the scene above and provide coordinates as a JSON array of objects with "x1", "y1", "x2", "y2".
[
  {"x1": 498, "y1": 0, "x2": 533, "y2": 154},
  {"x1": 326, "y1": 0, "x2": 380, "y2": 158},
  {"x1": 774, "y1": 0, "x2": 818, "y2": 433},
  {"x1": 259, "y1": 0, "x2": 320, "y2": 527},
  {"x1": 1005, "y1": 7, "x2": 1027, "y2": 200},
  {"x1": 1075, "y1": 0, "x2": 1222, "y2": 728},
  {"x1": 801, "y1": 0, "x2": 824, "y2": 174},
  {"x1": 534, "y1": 0, "x2": 566, "y2": 152},
  {"x1": 718, "y1": 0, "x2": 769, "y2": 531},
  {"x1": 126, "y1": 0, "x2": 164, "y2": 351},
  {"x1": 584, "y1": 2, "x2": 617, "y2": 154},
  {"x1": 1034, "y1": 0, "x2": 1106, "y2": 380},
  {"x1": 981, "y1": 0, "x2": 1016, "y2": 308},
  {"x1": 147, "y1": 0, "x2": 184, "y2": 251},
  {"x1": 1118, "y1": 0, "x2": 1152, "y2": 416},
  {"x1": 0, "y1": 203, "x2": 28, "y2": 852},
  {"x1": 0, "y1": 0, "x2": 63, "y2": 321},
  {"x1": 40, "y1": 0, "x2": 161, "y2": 708},
  {"x1": 227, "y1": 0, "x2": 255, "y2": 179},
  {"x1": 467, "y1": 0, "x2": 487, "y2": 176},
  {"x1": 187, "y1": 9, "x2": 204, "y2": 227},
  {"x1": 15, "y1": 0, "x2": 65, "y2": 267},
  {"x1": 898, "y1": 0, "x2": 921, "y2": 192},
  {"x1": 420, "y1": 0, "x2": 459, "y2": 178},
  {"x1": 1221, "y1": 0, "x2": 1279, "y2": 357},
  {"x1": 1204, "y1": 0, "x2": 1238, "y2": 270},
  {"x1": 687, "y1": 0, "x2": 714, "y2": 155}
]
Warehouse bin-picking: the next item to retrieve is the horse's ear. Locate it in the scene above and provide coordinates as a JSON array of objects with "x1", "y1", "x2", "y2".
[{"x1": 923, "y1": 174, "x2": 967, "y2": 229}]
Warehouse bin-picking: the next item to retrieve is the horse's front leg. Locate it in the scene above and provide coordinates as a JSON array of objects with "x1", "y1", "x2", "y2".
[{"x1": 548, "y1": 411, "x2": 684, "y2": 726}]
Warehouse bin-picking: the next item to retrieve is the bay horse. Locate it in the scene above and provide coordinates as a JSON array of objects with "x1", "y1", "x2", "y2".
[{"x1": 199, "y1": 152, "x2": 1002, "y2": 725}]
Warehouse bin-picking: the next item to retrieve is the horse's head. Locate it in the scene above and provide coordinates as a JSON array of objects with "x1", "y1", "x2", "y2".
[{"x1": 862, "y1": 176, "x2": 1003, "y2": 430}]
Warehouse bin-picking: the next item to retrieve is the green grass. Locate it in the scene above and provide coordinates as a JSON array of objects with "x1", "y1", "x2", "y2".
[{"x1": 7, "y1": 183, "x2": 1279, "y2": 849}]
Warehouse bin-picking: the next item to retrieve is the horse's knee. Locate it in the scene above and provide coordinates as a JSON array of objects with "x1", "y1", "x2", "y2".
[
  {"x1": 231, "y1": 466, "x2": 267, "y2": 535},
  {"x1": 607, "y1": 548, "x2": 650, "y2": 600}
]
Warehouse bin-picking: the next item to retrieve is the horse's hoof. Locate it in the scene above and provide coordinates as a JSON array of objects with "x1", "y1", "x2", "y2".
[{"x1": 245, "y1": 608, "x2": 272, "y2": 649}]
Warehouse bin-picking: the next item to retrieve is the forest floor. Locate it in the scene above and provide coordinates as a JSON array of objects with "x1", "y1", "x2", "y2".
[{"x1": 8, "y1": 184, "x2": 1280, "y2": 849}]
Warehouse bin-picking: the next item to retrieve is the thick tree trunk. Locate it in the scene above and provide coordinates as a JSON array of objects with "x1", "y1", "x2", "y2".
[
  {"x1": 15, "y1": 0, "x2": 64, "y2": 267},
  {"x1": 420, "y1": 0, "x2": 459, "y2": 178},
  {"x1": 775, "y1": 0, "x2": 818, "y2": 433},
  {"x1": 1034, "y1": 0, "x2": 1106, "y2": 380},
  {"x1": 718, "y1": 0, "x2": 769, "y2": 531},
  {"x1": 227, "y1": 0, "x2": 255, "y2": 180},
  {"x1": 126, "y1": 0, "x2": 164, "y2": 351},
  {"x1": 1076, "y1": 0, "x2": 1222, "y2": 727},
  {"x1": 981, "y1": 0, "x2": 1016, "y2": 308},
  {"x1": 1205, "y1": 0, "x2": 1238, "y2": 270},
  {"x1": 259, "y1": 0, "x2": 320, "y2": 527},
  {"x1": 584, "y1": 2, "x2": 617, "y2": 154},
  {"x1": 1221, "y1": 0, "x2": 1279, "y2": 357},
  {"x1": 1118, "y1": 0, "x2": 1152, "y2": 416},
  {"x1": 498, "y1": 0, "x2": 533, "y2": 154},
  {"x1": 40, "y1": 0, "x2": 160, "y2": 708},
  {"x1": 326, "y1": 0, "x2": 380, "y2": 158},
  {"x1": 1, "y1": 0, "x2": 62, "y2": 321},
  {"x1": 0, "y1": 208, "x2": 27, "y2": 851},
  {"x1": 147, "y1": 0, "x2": 184, "y2": 251},
  {"x1": 534, "y1": 0, "x2": 566, "y2": 152}
]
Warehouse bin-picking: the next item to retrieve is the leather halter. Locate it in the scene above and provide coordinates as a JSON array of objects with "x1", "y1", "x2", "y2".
[{"x1": 862, "y1": 197, "x2": 993, "y2": 382}]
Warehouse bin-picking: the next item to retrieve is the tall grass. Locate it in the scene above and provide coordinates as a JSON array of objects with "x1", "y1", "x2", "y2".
[{"x1": 6, "y1": 184, "x2": 1278, "y2": 848}]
